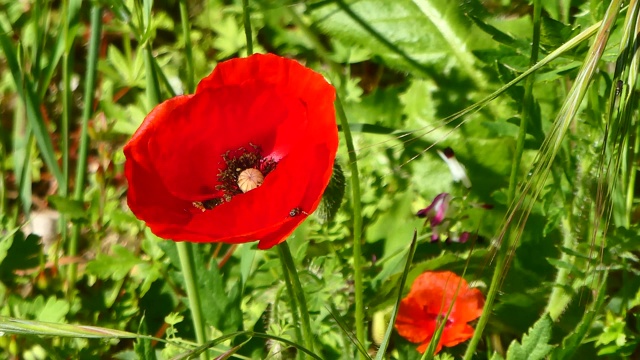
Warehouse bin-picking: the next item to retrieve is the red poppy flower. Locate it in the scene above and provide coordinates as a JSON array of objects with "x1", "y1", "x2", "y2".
[
  {"x1": 124, "y1": 54, "x2": 338, "y2": 249},
  {"x1": 395, "y1": 271, "x2": 484, "y2": 354}
]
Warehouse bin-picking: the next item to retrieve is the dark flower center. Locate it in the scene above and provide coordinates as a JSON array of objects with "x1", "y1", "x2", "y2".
[
  {"x1": 424, "y1": 308, "x2": 455, "y2": 328},
  {"x1": 192, "y1": 144, "x2": 277, "y2": 211}
]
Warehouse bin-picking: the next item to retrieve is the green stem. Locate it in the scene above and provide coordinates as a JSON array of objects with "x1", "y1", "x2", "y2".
[
  {"x1": 507, "y1": 0, "x2": 541, "y2": 204},
  {"x1": 282, "y1": 5, "x2": 366, "y2": 354},
  {"x1": 276, "y1": 244, "x2": 304, "y2": 358},
  {"x1": 335, "y1": 98, "x2": 366, "y2": 356},
  {"x1": 0, "y1": 143, "x2": 5, "y2": 217},
  {"x1": 61, "y1": 0, "x2": 71, "y2": 195},
  {"x1": 67, "y1": 3, "x2": 102, "y2": 297},
  {"x1": 178, "y1": 0, "x2": 195, "y2": 93},
  {"x1": 463, "y1": 252, "x2": 504, "y2": 360},
  {"x1": 176, "y1": 242, "x2": 208, "y2": 360},
  {"x1": 59, "y1": 0, "x2": 76, "y2": 272},
  {"x1": 60, "y1": 0, "x2": 80, "y2": 267},
  {"x1": 619, "y1": 0, "x2": 640, "y2": 224},
  {"x1": 242, "y1": 0, "x2": 253, "y2": 55},
  {"x1": 278, "y1": 242, "x2": 314, "y2": 356}
]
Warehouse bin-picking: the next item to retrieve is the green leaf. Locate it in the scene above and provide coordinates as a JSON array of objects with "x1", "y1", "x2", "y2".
[
  {"x1": 37, "y1": 296, "x2": 70, "y2": 323},
  {"x1": 551, "y1": 276, "x2": 607, "y2": 360},
  {"x1": 506, "y1": 314, "x2": 555, "y2": 360},
  {"x1": 0, "y1": 231, "x2": 40, "y2": 284},
  {"x1": 86, "y1": 245, "x2": 144, "y2": 281},
  {"x1": 468, "y1": 15, "x2": 530, "y2": 52},
  {"x1": 546, "y1": 258, "x2": 584, "y2": 277},
  {"x1": 134, "y1": 317, "x2": 157, "y2": 360},
  {"x1": 539, "y1": 16, "x2": 576, "y2": 51},
  {"x1": 132, "y1": 261, "x2": 162, "y2": 297},
  {"x1": 48, "y1": 195, "x2": 87, "y2": 221},
  {"x1": 85, "y1": 242, "x2": 159, "y2": 296},
  {"x1": 0, "y1": 227, "x2": 20, "y2": 265},
  {"x1": 326, "y1": 304, "x2": 371, "y2": 359},
  {"x1": 311, "y1": 0, "x2": 491, "y2": 87},
  {"x1": 191, "y1": 246, "x2": 243, "y2": 335}
]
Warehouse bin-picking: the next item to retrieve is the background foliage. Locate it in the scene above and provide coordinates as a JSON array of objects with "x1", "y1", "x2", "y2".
[{"x1": 1, "y1": 0, "x2": 639, "y2": 359}]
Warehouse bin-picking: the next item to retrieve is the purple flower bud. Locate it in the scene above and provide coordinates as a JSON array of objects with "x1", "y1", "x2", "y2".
[
  {"x1": 457, "y1": 232, "x2": 470, "y2": 243},
  {"x1": 416, "y1": 193, "x2": 451, "y2": 228}
]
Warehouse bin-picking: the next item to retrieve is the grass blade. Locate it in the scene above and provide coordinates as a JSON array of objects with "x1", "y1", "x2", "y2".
[
  {"x1": 67, "y1": 3, "x2": 103, "y2": 295},
  {"x1": 374, "y1": 230, "x2": 418, "y2": 360}
]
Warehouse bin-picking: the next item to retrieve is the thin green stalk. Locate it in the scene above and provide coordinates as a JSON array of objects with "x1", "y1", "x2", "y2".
[
  {"x1": 67, "y1": 4, "x2": 102, "y2": 296},
  {"x1": 618, "y1": 0, "x2": 640, "y2": 223},
  {"x1": 32, "y1": 0, "x2": 43, "y2": 81},
  {"x1": 278, "y1": 242, "x2": 314, "y2": 356},
  {"x1": 463, "y1": 249, "x2": 504, "y2": 359},
  {"x1": 276, "y1": 244, "x2": 304, "y2": 358},
  {"x1": 178, "y1": 0, "x2": 195, "y2": 93},
  {"x1": 281, "y1": 5, "x2": 366, "y2": 354},
  {"x1": 61, "y1": 0, "x2": 72, "y2": 196},
  {"x1": 59, "y1": 0, "x2": 73, "y2": 271},
  {"x1": 374, "y1": 231, "x2": 418, "y2": 360},
  {"x1": 152, "y1": 59, "x2": 178, "y2": 98},
  {"x1": 507, "y1": 0, "x2": 541, "y2": 204},
  {"x1": 242, "y1": 0, "x2": 253, "y2": 55},
  {"x1": 335, "y1": 98, "x2": 366, "y2": 356},
  {"x1": 176, "y1": 242, "x2": 208, "y2": 360},
  {"x1": 0, "y1": 143, "x2": 5, "y2": 217},
  {"x1": 14, "y1": 116, "x2": 33, "y2": 216},
  {"x1": 142, "y1": 0, "x2": 160, "y2": 107}
]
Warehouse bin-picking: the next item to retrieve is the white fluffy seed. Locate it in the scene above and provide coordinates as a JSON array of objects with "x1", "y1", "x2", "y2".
[{"x1": 237, "y1": 168, "x2": 264, "y2": 193}]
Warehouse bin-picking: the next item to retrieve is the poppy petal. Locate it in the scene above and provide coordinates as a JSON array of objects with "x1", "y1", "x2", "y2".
[
  {"x1": 147, "y1": 84, "x2": 308, "y2": 201},
  {"x1": 197, "y1": 53, "x2": 335, "y2": 111},
  {"x1": 124, "y1": 96, "x2": 194, "y2": 226}
]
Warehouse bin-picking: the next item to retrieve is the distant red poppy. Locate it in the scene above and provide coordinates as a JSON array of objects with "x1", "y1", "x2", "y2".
[
  {"x1": 124, "y1": 54, "x2": 338, "y2": 249},
  {"x1": 395, "y1": 271, "x2": 484, "y2": 354}
]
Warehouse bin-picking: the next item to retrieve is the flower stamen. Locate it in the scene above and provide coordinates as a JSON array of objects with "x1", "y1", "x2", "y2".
[{"x1": 191, "y1": 144, "x2": 277, "y2": 212}]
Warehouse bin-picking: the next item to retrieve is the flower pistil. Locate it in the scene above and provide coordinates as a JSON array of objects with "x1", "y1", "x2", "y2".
[{"x1": 192, "y1": 143, "x2": 277, "y2": 212}]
